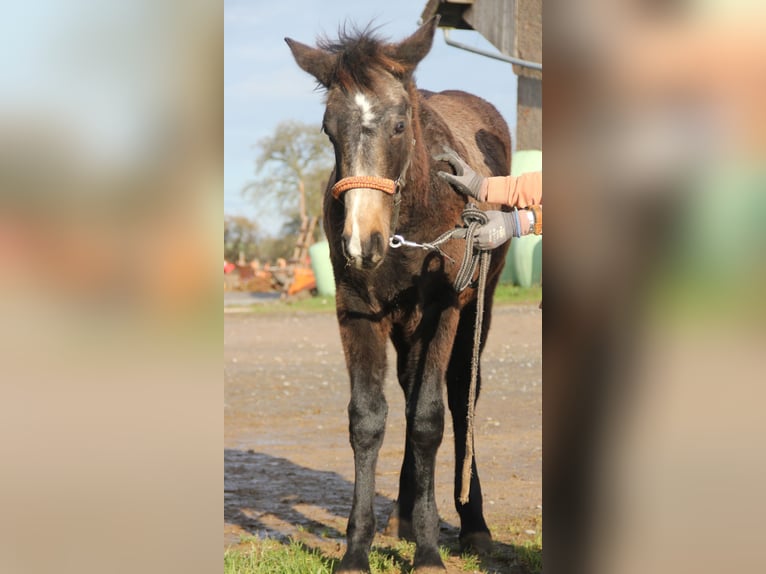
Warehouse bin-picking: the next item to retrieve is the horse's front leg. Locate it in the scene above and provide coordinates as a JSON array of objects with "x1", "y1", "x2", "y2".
[{"x1": 337, "y1": 311, "x2": 389, "y2": 573}]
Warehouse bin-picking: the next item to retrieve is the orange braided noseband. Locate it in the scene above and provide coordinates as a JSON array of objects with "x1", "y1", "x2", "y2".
[{"x1": 331, "y1": 176, "x2": 398, "y2": 200}]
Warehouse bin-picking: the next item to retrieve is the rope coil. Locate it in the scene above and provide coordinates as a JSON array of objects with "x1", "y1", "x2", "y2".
[{"x1": 453, "y1": 205, "x2": 489, "y2": 292}]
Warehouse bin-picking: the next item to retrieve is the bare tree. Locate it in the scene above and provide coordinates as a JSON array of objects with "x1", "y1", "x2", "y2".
[
  {"x1": 224, "y1": 215, "x2": 259, "y2": 263},
  {"x1": 245, "y1": 120, "x2": 334, "y2": 241}
]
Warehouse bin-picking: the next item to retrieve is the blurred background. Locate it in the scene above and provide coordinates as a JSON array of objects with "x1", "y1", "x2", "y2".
[
  {"x1": 544, "y1": 1, "x2": 766, "y2": 573},
  {"x1": 1, "y1": 0, "x2": 765, "y2": 573},
  {"x1": 0, "y1": 2, "x2": 222, "y2": 574}
]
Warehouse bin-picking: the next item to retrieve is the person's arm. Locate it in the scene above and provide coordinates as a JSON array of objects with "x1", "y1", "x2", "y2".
[
  {"x1": 435, "y1": 148, "x2": 542, "y2": 246},
  {"x1": 435, "y1": 147, "x2": 542, "y2": 208},
  {"x1": 471, "y1": 206, "x2": 542, "y2": 249},
  {"x1": 482, "y1": 175, "x2": 543, "y2": 240},
  {"x1": 484, "y1": 171, "x2": 542, "y2": 208}
]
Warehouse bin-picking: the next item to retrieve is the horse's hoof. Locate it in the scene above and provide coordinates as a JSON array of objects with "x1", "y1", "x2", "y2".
[
  {"x1": 337, "y1": 553, "x2": 369, "y2": 573},
  {"x1": 459, "y1": 531, "x2": 493, "y2": 555},
  {"x1": 413, "y1": 547, "x2": 446, "y2": 573}
]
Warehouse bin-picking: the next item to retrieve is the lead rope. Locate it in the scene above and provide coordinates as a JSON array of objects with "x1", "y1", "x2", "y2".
[
  {"x1": 453, "y1": 205, "x2": 489, "y2": 292},
  {"x1": 389, "y1": 204, "x2": 492, "y2": 504},
  {"x1": 459, "y1": 251, "x2": 490, "y2": 504},
  {"x1": 454, "y1": 206, "x2": 491, "y2": 504}
]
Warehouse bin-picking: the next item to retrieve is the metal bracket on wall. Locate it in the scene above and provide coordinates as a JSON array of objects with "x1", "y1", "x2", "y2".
[{"x1": 442, "y1": 29, "x2": 542, "y2": 72}]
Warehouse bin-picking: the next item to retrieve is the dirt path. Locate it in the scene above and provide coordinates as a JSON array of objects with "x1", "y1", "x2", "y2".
[{"x1": 224, "y1": 304, "x2": 541, "y2": 572}]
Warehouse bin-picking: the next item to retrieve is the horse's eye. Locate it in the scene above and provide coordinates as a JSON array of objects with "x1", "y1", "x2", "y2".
[
  {"x1": 393, "y1": 120, "x2": 406, "y2": 135},
  {"x1": 322, "y1": 125, "x2": 336, "y2": 144}
]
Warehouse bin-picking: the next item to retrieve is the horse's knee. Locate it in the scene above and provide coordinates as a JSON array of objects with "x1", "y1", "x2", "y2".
[
  {"x1": 408, "y1": 400, "x2": 444, "y2": 451},
  {"x1": 348, "y1": 393, "x2": 388, "y2": 450}
]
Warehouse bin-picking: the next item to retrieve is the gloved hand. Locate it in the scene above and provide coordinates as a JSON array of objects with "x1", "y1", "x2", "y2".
[
  {"x1": 434, "y1": 146, "x2": 487, "y2": 201},
  {"x1": 472, "y1": 210, "x2": 521, "y2": 250}
]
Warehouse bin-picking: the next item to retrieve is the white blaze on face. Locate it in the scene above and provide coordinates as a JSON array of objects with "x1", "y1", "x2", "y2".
[
  {"x1": 342, "y1": 92, "x2": 388, "y2": 267},
  {"x1": 344, "y1": 187, "x2": 387, "y2": 266},
  {"x1": 354, "y1": 92, "x2": 375, "y2": 128}
]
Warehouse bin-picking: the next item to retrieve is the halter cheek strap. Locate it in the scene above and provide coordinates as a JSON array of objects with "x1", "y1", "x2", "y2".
[{"x1": 330, "y1": 175, "x2": 399, "y2": 199}]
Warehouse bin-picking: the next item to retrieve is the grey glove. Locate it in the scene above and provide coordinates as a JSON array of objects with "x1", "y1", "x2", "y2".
[
  {"x1": 434, "y1": 146, "x2": 487, "y2": 201},
  {"x1": 472, "y1": 210, "x2": 521, "y2": 250}
]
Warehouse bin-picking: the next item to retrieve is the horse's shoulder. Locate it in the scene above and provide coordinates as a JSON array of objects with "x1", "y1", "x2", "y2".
[{"x1": 416, "y1": 89, "x2": 511, "y2": 178}]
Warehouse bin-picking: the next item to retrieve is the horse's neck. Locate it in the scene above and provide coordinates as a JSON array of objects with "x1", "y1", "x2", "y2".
[
  {"x1": 406, "y1": 91, "x2": 455, "y2": 200},
  {"x1": 407, "y1": 90, "x2": 430, "y2": 193},
  {"x1": 392, "y1": 101, "x2": 463, "y2": 243}
]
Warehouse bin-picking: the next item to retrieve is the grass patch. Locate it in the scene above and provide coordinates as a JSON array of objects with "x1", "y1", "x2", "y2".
[
  {"x1": 459, "y1": 551, "x2": 482, "y2": 571},
  {"x1": 506, "y1": 514, "x2": 543, "y2": 574},
  {"x1": 493, "y1": 283, "x2": 542, "y2": 305},
  {"x1": 224, "y1": 538, "x2": 337, "y2": 574},
  {"x1": 224, "y1": 537, "x2": 418, "y2": 574},
  {"x1": 368, "y1": 541, "x2": 411, "y2": 573},
  {"x1": 225, "y1": 537, "x2": 498, "y2": 574},
  {"x1": 242, "y1": 294, "x2": 336, "y2": 315}
]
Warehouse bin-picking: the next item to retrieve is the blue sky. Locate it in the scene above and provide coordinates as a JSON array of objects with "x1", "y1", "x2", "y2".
[{"x1": 224, "y1": 0, "x2": 519, "y2": 234}]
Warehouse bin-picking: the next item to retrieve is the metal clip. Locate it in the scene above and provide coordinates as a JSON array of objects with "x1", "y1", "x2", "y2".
[
  {"x1": 388, "y1": 235, "x2": 454, "y2": 263},
  {"x1": 389, "y1": 234, "x2": 423, "y2": 249}
]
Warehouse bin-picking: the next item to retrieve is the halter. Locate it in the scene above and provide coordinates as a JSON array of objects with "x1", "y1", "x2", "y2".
[
  {"x1": 329, "y1": 138, "x2": 414, "y2": 235},
  {"x1": 330, "y1": 175, "x2": 400, "y2": 199}
]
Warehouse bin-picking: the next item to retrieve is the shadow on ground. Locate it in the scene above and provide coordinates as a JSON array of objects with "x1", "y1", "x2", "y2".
[
  {"x1": 224, "y1": 448, "x2": 539, "y2": 573},
  {"x1": 225, "y1": 448, "x2": 389, "y2": 542}
]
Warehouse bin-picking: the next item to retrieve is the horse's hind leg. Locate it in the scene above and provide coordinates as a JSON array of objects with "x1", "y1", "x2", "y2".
[
  {"x1": 386, "y1": 438, "x2": 416, "y2": 540},
  {"x1": 390, "y1": 310, "x2": 461, "y2": 572},
  {"x1": 446, "y1": 300, "x2": 492, "y2": 553},
  {"x1": 385, "y1": 333, "x2": 416, "y2": 541}
]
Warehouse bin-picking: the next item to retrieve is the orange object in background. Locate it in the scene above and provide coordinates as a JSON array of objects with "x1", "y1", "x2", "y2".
[{"x1": 287, "y1": 266, "x2": 316, "y2": 296}]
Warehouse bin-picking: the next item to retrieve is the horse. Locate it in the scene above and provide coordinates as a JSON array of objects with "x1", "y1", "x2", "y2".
[{"x1": 286, "y1": 17, "x2": 512, "y2": 573}]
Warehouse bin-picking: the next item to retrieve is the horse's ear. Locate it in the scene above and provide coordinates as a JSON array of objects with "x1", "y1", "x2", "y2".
[
  {"x1": 389, "y1": 16, "x2": 439, "y2": 74},
  {"x1": 285, "y1": 38, "x2": 335, "y2": 88}
]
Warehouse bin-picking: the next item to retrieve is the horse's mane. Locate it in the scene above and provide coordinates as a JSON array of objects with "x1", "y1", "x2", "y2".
[{"x1": 317, "y1": 23, "x2": 409, "y2": 92}]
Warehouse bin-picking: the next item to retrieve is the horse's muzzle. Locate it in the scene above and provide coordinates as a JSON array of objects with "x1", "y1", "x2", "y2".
[{"x1": 342, "y1": 231, "x2": 386, "y2": 270}]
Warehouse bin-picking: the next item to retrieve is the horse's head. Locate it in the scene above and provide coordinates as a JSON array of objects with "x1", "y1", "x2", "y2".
[{"x1": 286, "y1": 19, "x2": 437, "y2": 270}]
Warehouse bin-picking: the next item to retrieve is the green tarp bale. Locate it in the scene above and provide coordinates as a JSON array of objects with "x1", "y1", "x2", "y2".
[
  {"x1": 309, "y1": 240, "x2": 336, "y2": 296},
  {"x1": 500, "y1": 150, "x2": 543, "y2": 287}
]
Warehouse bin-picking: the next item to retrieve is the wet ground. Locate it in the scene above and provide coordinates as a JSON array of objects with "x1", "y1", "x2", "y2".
[{"x1": 224, "y1": 303, "x2": 541, "y2": 572}]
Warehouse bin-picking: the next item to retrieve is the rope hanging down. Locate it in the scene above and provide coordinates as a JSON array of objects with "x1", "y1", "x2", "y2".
[
  {"x1": 452, "y1": 205, "x2": 492, "y2": 504},
  {"x1": 387, "y1": 204, "x2": 493, "y2": 505},
  {"x1": 459, "y1": 246, "x2": 490, "y2": 504}
]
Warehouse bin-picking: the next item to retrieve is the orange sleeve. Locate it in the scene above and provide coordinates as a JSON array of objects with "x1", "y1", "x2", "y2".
[{"x1": 483, "y1": 172, "x2": 542, "y2": 208}]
